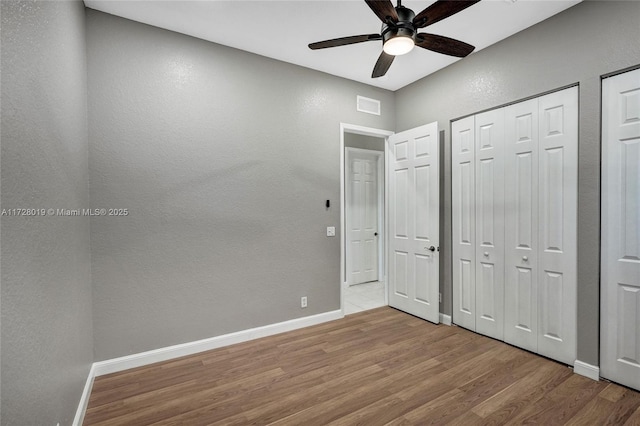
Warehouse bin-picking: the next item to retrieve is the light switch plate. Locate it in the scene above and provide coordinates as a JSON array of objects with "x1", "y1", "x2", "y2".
[{"x1": 326, "y1": 226, "x2": 336, "y2": 237}]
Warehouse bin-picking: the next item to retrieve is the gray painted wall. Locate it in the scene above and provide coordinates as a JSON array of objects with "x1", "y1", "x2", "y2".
[
  {"x1": 2, "y1": 7, "x2": 636, "y2": 420},
  {"x1": 395, "y1": 0, "x2": 640, "y2": 366},
  {"x1": 344, "y1": 133, "x2": 385, "y2": 151},
  {"x1": 86, "y1": 10, "x2": 395, "y2": 360},
  {"x1": 0, "y1": 1, "x2": 93, "y2": 425}
]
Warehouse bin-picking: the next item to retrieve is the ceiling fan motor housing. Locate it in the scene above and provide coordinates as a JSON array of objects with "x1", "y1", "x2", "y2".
[{"x1": 381, "y1": 6, "x2": 416, "y2": 45}]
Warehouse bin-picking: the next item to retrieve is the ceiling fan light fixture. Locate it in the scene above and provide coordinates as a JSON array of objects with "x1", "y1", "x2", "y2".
[
  {"x1": 308, "y1": 0, "x2": 480, "y2": 78},
  {"x1": 383, "y1": 35, "x2": 415, "y2": 56}
]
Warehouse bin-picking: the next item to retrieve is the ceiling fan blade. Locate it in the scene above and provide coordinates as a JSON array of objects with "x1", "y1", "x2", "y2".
[
  {"x1": 413, "y1": 0, "x2": 480, "y2": 28},
  {"x1": 416, "y1": 33, "x2": 475, "y2": 57},
  {"x1": 372, "y1": 51, "x2": 395, "y2": 78},
  {"x1": 308, "y1": 34, "x2": 382, "y2": 50},
  {"x1": 364, "y1": 0, "x2": 398, "y2": 23}
]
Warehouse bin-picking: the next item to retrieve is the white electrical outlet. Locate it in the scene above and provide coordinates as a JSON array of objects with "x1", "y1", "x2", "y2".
[
  {"x1": 301, "y1": 296, "x2": 308, "y2": 308},
  {"x1": 326, "y1": 226, "x2": 336, "y2": 237}
]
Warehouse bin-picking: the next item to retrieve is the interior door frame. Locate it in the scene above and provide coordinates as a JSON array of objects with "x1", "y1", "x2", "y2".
[
  {"x1": 345, "y1": 147, "x2": 384, "y2": 286},
  {"x1": 340, "y1": 123, "x2": 394, "y2": 315}
]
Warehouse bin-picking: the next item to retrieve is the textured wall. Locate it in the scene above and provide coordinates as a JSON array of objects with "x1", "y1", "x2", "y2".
[
  {"x1": 344, "y1": 133, "x2": 385, "y2": 151},
  {"x1": 0, "y1": 1, "x2": 93, "y2": 425},
  {"x1": 86, "y1": 10, "x2": 395, "y2": 360},
  {"x1": 395, "y1": 0, "x2": 640, "y2": 366}
]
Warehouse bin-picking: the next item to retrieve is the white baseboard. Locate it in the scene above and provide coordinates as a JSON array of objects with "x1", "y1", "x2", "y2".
[
  {"x1": 439, "y1": 313, "x2": 452, "y2": 326},
  {"x1": 574, "y1": 360, "x2": 600, "y2": 381},
  {"x1": 72, "y1": 363, "x2": 96, "y2": 426},
  {"x1": 93, "y1": 309, "x2": 343, "y2": 377},
  {"x1": 73, "y1": 310, "x2": 343, "y2": 423}
]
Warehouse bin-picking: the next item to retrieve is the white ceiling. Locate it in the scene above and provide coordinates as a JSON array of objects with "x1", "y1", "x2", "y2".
[{"x1": 84, "y1": 0, "x2": 581, "y2": 91}]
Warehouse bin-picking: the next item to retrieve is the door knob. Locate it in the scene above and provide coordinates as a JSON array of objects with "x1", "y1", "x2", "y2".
[
  {"x1": 483, "y1": 252, "x2": 489, "y2": 257},
  {"x1": 374, "y1": 232, "x2": 378, "y2": 236},
  {"x1": 522, "y1": 256, "x2": 528, "y2": 261},
  {"x1": 427, "y1": 246, "x2": 436, "y2": 252}
]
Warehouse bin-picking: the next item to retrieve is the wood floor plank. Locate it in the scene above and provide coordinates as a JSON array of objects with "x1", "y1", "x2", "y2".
[
  {"x1": 624, "y1": 405, "x2": 640, "y2": 425},
  {"x1": 391, "y1": 349, "x2": 531, "y2": 424},
  {"x1": 218, "y1": 365, "x2": 389, "y2": 425},
  {"x1": 600, "y1": 389, "x2": 640, "y2": 425},
  {"x1": 83, "y1": 307, "x2": 640, "y2": 425},
  {"x1": 599, "y1": 383, "x2": 629, "y2": 403},
  {"x1": 504, "y1": 373, "x2": 607, "y2": 425},
  {"x1": 85, "y1": 367, "x2": 286, "y2": 425},
  {"x1": 564, "y1": 393, "x2": 615, "y2": 426},
  {"x1": 470, "y1": 358, "x2": 570, "y2": 422},
  {"x1": 322, "y1": 353, "x2": 472, "y2": 425}
]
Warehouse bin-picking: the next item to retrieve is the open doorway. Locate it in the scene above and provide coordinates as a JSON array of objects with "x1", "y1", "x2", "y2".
[{"x1": 340, "y1": 124, "x2": 393, "y2": 315}]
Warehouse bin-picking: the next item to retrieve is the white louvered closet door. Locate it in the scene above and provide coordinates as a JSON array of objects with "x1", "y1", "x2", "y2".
[
  {"x1": 474, "y1": 109, "x2": 505, "y2": 340},
  {"x1": 504, "y1": 98, "x2": 539, "y2": 353},
  {"x1": 452, "y1": 116, "x2": 476, "y2": 331}
]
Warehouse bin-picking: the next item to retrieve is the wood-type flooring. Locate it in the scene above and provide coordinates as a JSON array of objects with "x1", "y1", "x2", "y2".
[{"x1": 84, "y1": 307, "x2": 640, "y2": 425}]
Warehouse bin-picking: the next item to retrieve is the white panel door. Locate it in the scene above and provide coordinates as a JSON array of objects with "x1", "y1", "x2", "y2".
[
  {"x1": 602, "y1": 68, "x2": 640, "y2": 391},
  {"x1": 504, "y1": 98, "x2": 539, "y2": 352},
  {"x1": 474, "y1": 109, "x2": 505, "y2": 340},
  {"x1": 452, "y1": 116, "x2": 476, "y2": 330},
  {"x1": 388, "y1": 122, "x2": 439, "y2": 323},
  {"x1": 346, "y1": 149, "x2": 380, "y2": 286},
  {"x1": 536, "y1": 86, "x2": 578, "y2": 365}
]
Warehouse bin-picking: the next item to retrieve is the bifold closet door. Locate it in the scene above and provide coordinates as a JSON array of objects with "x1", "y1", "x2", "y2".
[
  {"x1": 474, "y1": 109, "x2": 505, "y2": 340},
  {"x1": 536, "y1": 87, "x2": 578, "y2": 365},
  {"x1": 504, "y1": 98, "x2": 539, "y2": 353},
  {"x1": 503, "y1": 87, "x2": 578, "y2": 364},
  {"x1": 452, "y1": 111, "x2": 505, "y2": 339},
  {"x1": 454, "y1": 86, "x2": 578, "y2": 365},
  {"x1": 452, "y1": 116, "x2": 476, "y2": 331}
]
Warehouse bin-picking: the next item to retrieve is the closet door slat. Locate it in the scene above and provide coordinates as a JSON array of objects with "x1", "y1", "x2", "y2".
[
  {"x1": 452, "y1": 116, "x2": 477, "y2": 331},
  {"x1": 536, "y1": 87, "x2": 578, "y2": 365},
  {"x1": 504, "y1": 98, "x2": 539, "y2": 352},
  {"x1": 474, "y1": 109, "x2": 505, "y2": 340}
]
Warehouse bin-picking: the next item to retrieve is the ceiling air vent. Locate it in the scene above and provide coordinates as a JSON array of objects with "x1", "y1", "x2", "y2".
[{"x1": 357, "y1": 96, "x2": 381, "y2": 116}]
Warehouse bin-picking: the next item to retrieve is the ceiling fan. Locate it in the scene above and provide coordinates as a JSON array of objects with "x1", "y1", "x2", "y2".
[{"x1": 308, "y1": 0, "x2": 480, "y2": 78}]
